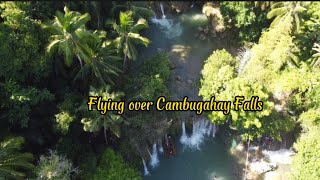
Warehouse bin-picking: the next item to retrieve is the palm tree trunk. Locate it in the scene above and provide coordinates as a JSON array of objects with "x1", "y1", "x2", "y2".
[
  {"x1": 123, "y1": 55, "x2": 127, "y2": 72},
  {"x1": 103, "y1": 117, "x2": 108, "y2": 145},
  {"x1": 244, "y1": 138, "x2": 250, "y2": 180},
  {"x1": 97, "y1": 15, "x2": 100, "y2": 28},
  {"x1": 104, "y1": 126, "x2": 108, "y2": 145}
]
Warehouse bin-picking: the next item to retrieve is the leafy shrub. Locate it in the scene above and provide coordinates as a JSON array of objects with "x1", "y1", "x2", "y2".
[
  {"x1": 36, "y1": 150, "x2": 79, "y2": 180},
  {"x1": 93, "y1": 148, "x2": 141, "y2": 180},
  {"x1": 220, "y1": 2, "x2": 270, "y2": 43}
]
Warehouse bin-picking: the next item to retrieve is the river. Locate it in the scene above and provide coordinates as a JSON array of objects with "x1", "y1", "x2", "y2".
[{"x1": 141, "y1": 6, "x2": 239, "y2": 180}]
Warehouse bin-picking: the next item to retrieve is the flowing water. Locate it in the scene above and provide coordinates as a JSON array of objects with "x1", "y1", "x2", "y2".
[
  {"x1": 144, "y1": 137, "x2": 235, "y2": 180},
  {"x1": 143, "y1": 158, "x2": 150, "y2": 176},
  {"x1": 141, "y1": 6, "x2": 239, "y2": 180},
  {"x1": 237, "y1": 48, "x2": 251, "y2": 76},
  {"x1": 150, "y1": 143, "x2": 160, "y2": 168},
  {"x1": 180, "y1": 118, "x2": 217, "y2": 150},
  {"x1": 160, "y1": 2, "x2": 166, "y2": 19}
]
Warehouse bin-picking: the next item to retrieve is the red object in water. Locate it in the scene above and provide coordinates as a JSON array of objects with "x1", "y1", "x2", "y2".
[{"x1": 163, "y1": 137, "x2": 176, "y2": 158}]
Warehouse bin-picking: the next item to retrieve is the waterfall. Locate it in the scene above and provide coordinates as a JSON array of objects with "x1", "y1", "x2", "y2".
[
  {"x1": 150, "y1": 143, "x2": 160, "y2": 168},
  {"x1": 262, "y1": 149, "x2": 294, "y2": 165},
  {"x1": 160, "y1": 3, "x2": 166, "y2": 18},
  {"x1": 180, "y1": 117, "x2": 217, "y2": 150},
  {"x1": 151, "y1": 18, "x2": 183, "y2": 39},
  {"x1": 206, "y1": 123, "x2": 212, "y2": 136},
  {"x1": 237, "y1": 48, "x2": 251, "y2": 76},
  {"x1": 158, "y1": 140, "x2": 164, "y2": 153},
  {"x1": 212, "y1": 124, "x2": 216, "y2": 138},
  {"x1": 142, "y1": 158, "x2": 150, "y2": 176},
  {"x1": 151, "y1": 3, "x2": 183, "y2": 39},
  {"x1": 147, "y1": 147, "x2": 152, "y2": 157},
  {"x1": 180, "y1": 121, "x2": 188, "y2": 144}
]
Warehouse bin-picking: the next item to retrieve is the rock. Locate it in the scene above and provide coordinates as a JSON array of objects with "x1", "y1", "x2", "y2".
[
  {"x1": 250, "y1": 161, "x2": 277, "y2": 175},
  {"x1": 236, "y1": 142, "x2": 245, "y2": 151},
  {"x1": 264, "y1": 171, "x2": 283, "y2": 180},
  {"x1": 200, "y1": 34, "x2": 206, "y2": 41},
  {"x1": 157, "y1": 48, "x2": 165, "y2": 52},
  {"x1": 246, "y1": 171, "x2": 260, "y2": 180},
  {"x1": 248, "y1": 146, "x2": 259, "y2": 153},
  {"x1": 197, "y1": 27, "x2": 203, "y2": 32},
  {"x1": 170, "y1": 2, "x2": 190, "y2": 14},
  {"x1": 187, "y1": 79, "x2": 193, "y2": 84},
  {"x1": 175, "y1": 75, "x2": 182, "y2": 81},
  {"x1": 169, "y1": 62, "x2": 176, "y2": 70},
  {"x1": 211, "y1": 31, "x2": 217, "y2": 38},
  {"x1": 220, "y1": 32, "x2": 226, "y2": 39},
  {"x1": 202, "y1": 2, "x2": 225, "y2": 33},
  {"x1": 204, "y1": 27, "x2": 209, "y2": 34}
]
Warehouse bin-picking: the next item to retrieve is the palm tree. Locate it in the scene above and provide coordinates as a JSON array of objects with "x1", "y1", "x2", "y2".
[
  {"x1": 254, "y1": 1, "x2": 274, "y2": 11},
  {"x1": 80, "y1": 86, "x2": 125, "y2": 145},
  {"x1": 73, "y1": 30, "x2": 122, "y2": 86},
  {"x1": 311, "y1": 43, "x2": 320, "y2": 67},
  {"x1": 44, "y1": 6, "x2": 91, "y2": 67},
  {"x1": 44, "y1": 6, "x2": 121, "y2": 85},
  {"x1": 111, "y1": 11, "x2": 151, "y2": 72},
  {"x1": 267, "y1": 2, "x2": 308, "y2": 33},
  {"x1": 0, "y1": 137, "x2": 34, "y2": 179}
]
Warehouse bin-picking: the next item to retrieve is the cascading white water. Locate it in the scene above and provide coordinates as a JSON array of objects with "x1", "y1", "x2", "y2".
[
  {"x1": 237, "y1": 48, "x2": 251, "y2": 76},
  {"x1": 150, "y1": 143, "x2": 160, "y2": 168},
  {"x1": 158, "y1": 141, "x2": 164, "y2": 153},
  {"x1": 151, "y1": 18, "x2": 183, "y2": 39},
  {"x1": 142, "y1": 158, "x2": 150, "y2": 176},
  {"x1": 180, "y1": 117, "x2": 217, "y2": 150},
  {"x1": 180, "y1": 121, "x2": 188, "y2": 144},
  {"x1": 206, "y1": 123, "x2": 212, "y2": 136},
  {"x1": 262, "y1": 149, "x2": 294, "y2": 165},
  {"x1": 212, "y1": 123, "x2": 216, "y2": 138},
  {"x1": 151, "y1": 3, "x2": 183, "y2": 39},
  {"x1": 160, "y1": 3, "x2": 166, "y2": 19}
]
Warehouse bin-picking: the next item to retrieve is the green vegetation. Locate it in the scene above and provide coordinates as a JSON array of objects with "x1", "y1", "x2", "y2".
[
  {"x1": 0, "y1": 1, "x2": 320, "y2": 179},
  {"x1": 93, "y1": 149, "x2": 141, "y2": 180},
  {"x1": 200, "y1": 1, "x2": 320, "y2": 178},
  {"x1": 220, "y1": 2, "x2": 270, "y2": 43},
  {"x1": 0, "y1": 137, "x2": 34, "y2": 179},
  {"x1": 36, "y1": 150, "x2": 79, "y2": 180},
  {"x1": 111, "y1": 11, "x2": 151, "y2": 71},
  {"x1": 81, "y1": 86, "x2": 124, "y2": 144}
]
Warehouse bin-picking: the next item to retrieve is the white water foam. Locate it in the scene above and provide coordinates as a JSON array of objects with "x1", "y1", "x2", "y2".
[
  {"x1": 237, "y1": 48, "x2": 251, "y2": 76},
  {"x1": 180, "y1": 117, "x2": 217, "y2": 150},
  {"x1": 142, "y1": 158, "x2": 150, "y2": 176},
  {"x1": 151, "y1": 17, "x2": 183, "y2": 39},
  {"x1": 262, "y1": 148, "x2": 294, "y2": 165},
  {"x1": 149, "y1": 143, "x2": 160, "y2": 168}
]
